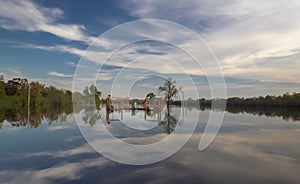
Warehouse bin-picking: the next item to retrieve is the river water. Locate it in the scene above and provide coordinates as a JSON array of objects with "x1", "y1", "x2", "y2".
[{"x1": 0, "y1": 106, "x2": 300, "y2": 184}]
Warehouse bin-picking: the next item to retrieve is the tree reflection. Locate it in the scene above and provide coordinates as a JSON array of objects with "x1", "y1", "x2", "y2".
[
  {"x1": 188, "y1": 104, "x2": 300, "y2": 122},
  {"x1": 0, "y1": 106, "x2": 73, "y2": 128},
  {"x1": 82, "y1": 107, "x2": 101, "y2": 126},
  {"x1": 159, "y1": 107, "x2": 179, "y2": 134},
  {"x1": 1, "y1": 104, "x2": 300, "y2": 130},
  {"x1": 226, "y1": 106, "x2": 300, "y2": 121}
]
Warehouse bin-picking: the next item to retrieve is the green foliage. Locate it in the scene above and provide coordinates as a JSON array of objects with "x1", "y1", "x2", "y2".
[
  {"x1": 0, "y1": 75, "x2": 104, "y2": 127},
  {"x1": 42, "y1": 86, "x2": 72, "y2": 109},
  {"x1": 146, "y1": 92, "x2": 156, "y2": 99},
  {"x1": 0, "y1": 75, "x2": 5, "y2": 98},
  {"x1": 0, "y1": 76, "x2": 74, "y2": 110},
  {"x1": 90, "y1": 84, "x2": 101, "y2": 109},
  {"x1": 77, "y1": 84, "x2": 102, "y2": 109},
  {"x1": 30, "y1": 81, "x2": 43, "y2": 108},
  {"x1": 4, "y1": 78, "x2": 28, "y2": 96},
  {"x1": 226, "y1": 93, "x2": 300, "y2": 107},
  {"x1": 199, "y1": 93, "x2": 300, "y2": 107}
]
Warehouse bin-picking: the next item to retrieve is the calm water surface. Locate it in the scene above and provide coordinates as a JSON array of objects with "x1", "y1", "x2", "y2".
[{"x1": 1, "y1": 107, "x2": 300, "y2": 184}]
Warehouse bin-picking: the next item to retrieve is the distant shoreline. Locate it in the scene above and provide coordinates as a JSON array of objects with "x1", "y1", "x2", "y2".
[
  {"x1": 1, "y1": 76, "x2": 299, "y2": 108},
  {"x1": 172, "y1": 93, "x2": 300, "y2": 107}
]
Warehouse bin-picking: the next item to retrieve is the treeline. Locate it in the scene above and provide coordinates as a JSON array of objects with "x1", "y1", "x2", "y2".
[
  {"x1": 197, "y1": 93, "x2": 300, "y2": 107},
  {"x1": 73, "y1": 84, "x2": 101, "y2": 110},
  {"x1": 0, "y1": 75, "x2": 104, "y2": 128},
  {"x1": 0, "y1": 75, "x2": 72, "y2": 109},
  {"x1": 0, "y1": 75, "x2": 104, "y2": 110},
  {"x1": 226, "y1": 93, "x2": 300, "y2": 107},
  {"x1": 169, "y1": 93, "x2": 300, "y2": 107}
]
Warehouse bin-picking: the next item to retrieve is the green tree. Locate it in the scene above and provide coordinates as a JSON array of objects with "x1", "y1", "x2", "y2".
[
  {"x1": 5, "y1": 78, "x2": 27, "y2": 96},
  {"x1": 30, "y1": 81, "x2": 43, "y2": 108},
  {"x1": 0, "y1": 75, "x2": 5, "y2": 98},
  {"x1": 146, "y1": 92, "x2": 156, "y2": 99},
  {"x1": 90, "y1": 84, "x2": 102, "y2": 109},
  {"x1": 82, "y1": 85, "x2": 102, "y2": 109}
]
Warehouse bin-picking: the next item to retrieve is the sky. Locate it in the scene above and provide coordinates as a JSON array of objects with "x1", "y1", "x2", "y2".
[{"x1": 0, "y1": 0, "x2": 300, "y2": 98}]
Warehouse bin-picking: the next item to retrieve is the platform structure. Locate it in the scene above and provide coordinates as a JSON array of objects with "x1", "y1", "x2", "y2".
[
  {"x1": 106, "y1": 97, "x2": 164, "y2": 122},
  {"x1": 110, "y1": 97, "x2": 163, "y2": 111}
]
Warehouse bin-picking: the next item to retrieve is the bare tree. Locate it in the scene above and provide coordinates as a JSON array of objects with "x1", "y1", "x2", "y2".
[{"x1": 158, "y1": 78, "x2": 181, "y2": 108}]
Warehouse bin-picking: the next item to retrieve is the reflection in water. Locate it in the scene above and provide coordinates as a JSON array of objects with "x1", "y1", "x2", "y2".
[
  {"x1": 143, "y1": 109, "x2": 162, "y2": 122},
  {"x1": 159, "y1": 108, "x2": 179, "y2": 134},
  {"x1": 103, "y1": 105, "x2": 178, "y2": 135},
  {"x1": 195, "y1": 105, "x2": 300, "y2": 122},
  {"x1": 1, "y1": 107, "x2": 300, "y2": 184},
  {"x1": 105, "y1": 109, "x2": 121, "y2": 124},
  {"x1": 81, "y1": 107, "x2": 101, "y2": 126},
  {"x1": 1, "y1": 104, "x2": 299, "y2": 130},
  {"x1": 226, "y1": 106, "x2": 300, "y2": 121},
  {"x1": 0, "y1": 106, "x2": 72, "y2": 128}
]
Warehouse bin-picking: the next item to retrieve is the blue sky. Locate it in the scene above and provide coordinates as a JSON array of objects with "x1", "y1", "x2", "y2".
[{"x1": 0, "y1": 0, "x2": 300, "y2": 98}]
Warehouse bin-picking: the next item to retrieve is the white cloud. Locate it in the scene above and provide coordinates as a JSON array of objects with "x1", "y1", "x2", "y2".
[
  {"x1": 119, "y1": 0, "x2": 300, "y2": 84},
  {"x1": 9, "y1": 143, "x2": 94, "y2": 159},
  {"x1": 2, "y1": 0, "x2": 300, "y2": 97},
  {"x1": 0, "y1": 157, "x2": 111, "y2": 184},
  {"x1": 98, "y1": 69, "x2": 121, "y2": 81},
  {"x1": 121, "y1": 0, "x2": 250, "y2": 30},
  {"x1": 48, "y1": 125, "x2": 74, "y2": 131},
  {"x1": 16, "y1": 43, "x2": 86, "y2": 56},
  {"x1": 0, "y1": 142, "x2": 112, "y2": 184},
  {"x1": 0, "y1": 0, "x2": 94, "y2": 43},
  {"x1": 48, "y1": 71, "x2": 73, "y2": 78},
  {"x1": 65, "y1": 61, "x2": 77, "y2": 67}
]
